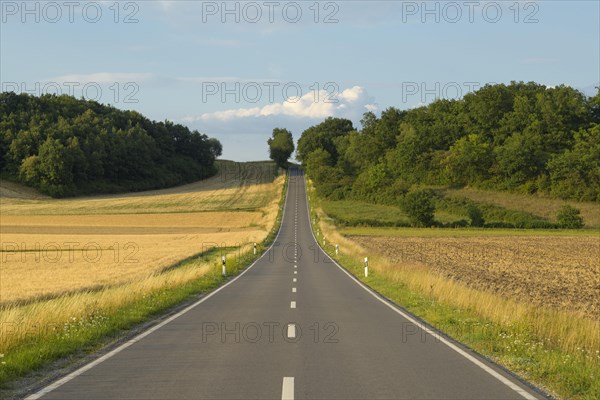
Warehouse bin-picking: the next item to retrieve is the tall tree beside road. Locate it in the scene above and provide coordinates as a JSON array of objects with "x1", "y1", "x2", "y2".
[{"x1": 267, "y1": 128, "x2": 295, "y2": 169}]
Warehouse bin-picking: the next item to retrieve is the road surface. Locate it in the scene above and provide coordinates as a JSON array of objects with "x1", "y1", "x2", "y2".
[{"x1": 27, "y1": 167, "x2": 543, "y2": 399}]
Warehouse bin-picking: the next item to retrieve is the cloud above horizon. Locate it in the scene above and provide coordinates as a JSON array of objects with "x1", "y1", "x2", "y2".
[{"x1": 183, "y1": 86, "x2": 376, "y2": 123}]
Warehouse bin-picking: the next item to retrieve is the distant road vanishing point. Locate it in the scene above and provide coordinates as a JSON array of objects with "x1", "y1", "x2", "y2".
[{"x1": 27, "y1": 167, "x2": 544, "y2": 400}]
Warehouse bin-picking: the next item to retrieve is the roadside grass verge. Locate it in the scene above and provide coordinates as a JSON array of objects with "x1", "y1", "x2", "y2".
[
  {"x1": 0, "y1": 173, "x2": 288, "y2": 389},
  {"x1": 340, "y1": 226, "x2": 600, "y2": 238},
  {"x1": 307, "y1": 181, "x2": 600, "y2": 400}
]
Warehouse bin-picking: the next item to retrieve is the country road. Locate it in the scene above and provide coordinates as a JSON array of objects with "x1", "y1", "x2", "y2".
[{"x1": 26, "y1": 167, "x2": 544, "y2": 400}]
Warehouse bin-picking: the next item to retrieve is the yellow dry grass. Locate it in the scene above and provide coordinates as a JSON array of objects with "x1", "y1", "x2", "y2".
[
  {"x1": 0, "y1": 212, "x2": 264, "y2": 229},
  {"x1": 0, "y1": 257, "x2": 215, "y2": 355},
  {"x1": 0, "y1": 160, "x2": 279, "y2": 215},
  {"x1": 0, "y1": 162, "x2": 285, "y2": 355}
]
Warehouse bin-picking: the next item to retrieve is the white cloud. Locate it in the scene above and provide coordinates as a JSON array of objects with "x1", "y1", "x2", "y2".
[{"x1": 184, "y1": 86, "x2": 376, "y2": 122}]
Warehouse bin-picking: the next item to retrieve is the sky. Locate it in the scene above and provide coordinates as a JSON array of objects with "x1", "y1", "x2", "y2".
[{"x1": 1, "y1": 0, "x2": 599, "y2": 161}]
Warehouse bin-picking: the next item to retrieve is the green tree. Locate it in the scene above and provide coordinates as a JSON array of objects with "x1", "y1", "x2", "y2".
[
  {"x1": 556, "y1": 205, "x2": 584, "y2": 228},
  {"x1": 267, "y1": 128, "x2": 294, "y2": 169},
  {"x1": 0, "y1": 92, "x2": 222, "y2": 196},
  {"x1": 445, "y1": 134, "x2": 492, "y2": 184},
  {"x1": 492, "y1": 129, "x2": 546, "y2": 188},
  {"x1": 296, "y1": 117, "x2": 353, "y2": 163},
  {"x1": 18, "y1": 155, "x2": 41, "y2": 184},
  {"x1": 467, "y1": 204, "x2": 485, "y2": 227},
  {"x1": 207, "y1": 138, "x2": 223, "y2": 158},
  {"x1": 401, "y1": 189, "x2": 436, "y2": 227},
  {"x1": 547, "y1": 125, "x2": 600, "y2": 201}
]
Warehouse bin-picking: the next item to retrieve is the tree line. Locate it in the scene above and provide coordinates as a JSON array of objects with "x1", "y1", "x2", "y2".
[
  {"x1": 0, "y1": 92, "x2": 222, "y2": 197},
  {"x1": 296, "y1": 82, "x2": 599, "y2": 203}
]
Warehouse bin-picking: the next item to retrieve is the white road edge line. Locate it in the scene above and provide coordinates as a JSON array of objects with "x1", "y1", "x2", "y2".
[
  {"x1": 24, "y1": 172, "x2": 293, "y2": 400},
  {"x1": 282, "y1": 377, "x2": 294, "y2": 400},
  {"x1": 302, "y1": 175, "x2": 538, "y2": 400}
]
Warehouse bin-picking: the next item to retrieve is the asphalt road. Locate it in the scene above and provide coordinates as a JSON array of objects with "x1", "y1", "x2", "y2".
[{"x1": 27, "y1": 167, "x2": 544, "y2": 400}]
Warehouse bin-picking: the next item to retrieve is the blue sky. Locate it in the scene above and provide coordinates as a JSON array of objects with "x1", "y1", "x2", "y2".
[{"x1": 1, "y1": 0, "x2": 598, "y2": 161}]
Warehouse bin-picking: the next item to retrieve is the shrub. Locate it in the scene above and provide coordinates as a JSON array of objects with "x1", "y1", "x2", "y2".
[
  {"x1": 401, "y1": 189, "x2": 436, "y2": 227},
  {"x1": 467, "y1": 204, "x2": 485, "y2": 227},
  {"x1": 557, "y1": 205, "x2": 584, "y2": 229}
]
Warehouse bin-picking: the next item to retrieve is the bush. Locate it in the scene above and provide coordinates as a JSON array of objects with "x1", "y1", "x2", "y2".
[
  {"x1": 483, "y1": 222, "x2": 516, "y2": 229},
  {"x1": 467, "y1": 204, "x2": 485, "y2": 227},
  {"x1": 401, "y1": 189, "x2": 436, "y2": 227},
  {"x1": 557, "y1": 205, "x2": 584, "y2": 228}
]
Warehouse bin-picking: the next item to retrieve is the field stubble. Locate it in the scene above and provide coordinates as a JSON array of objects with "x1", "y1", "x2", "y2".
[{"x1": 349, "y1": 235, "x2": 600, "y2": 320}]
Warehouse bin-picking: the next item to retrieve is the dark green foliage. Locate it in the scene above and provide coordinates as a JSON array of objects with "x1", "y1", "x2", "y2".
[
  {"x1": 295, "y1": 82, "x2": 599, "y2": 206},
  {"x1": 547, "y1": 125, "x2": 600, "y2": 201},
  {"x1": 556, "y1": 205, "x2": 584, "y2": 228},
  {"x1": 467, "y1": 204, "x2": 485, "y2": 227},
  {"x1": 296, "y1": 117, "x2": 354, "y2": 164},
  {"x1": 401, "y1": 189, "x2": 436, "y2": 227},
  {"x1": 267, "y1": 128, "x2": 294, "y2": 168},
  {"x1": 0, "y1": 92, "x2": 222, "y2": 197}
]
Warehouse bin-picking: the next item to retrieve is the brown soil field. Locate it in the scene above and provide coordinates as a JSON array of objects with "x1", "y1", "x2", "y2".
[{"x1": 350, "y1": 235, "x2": 600, "y2": 319}]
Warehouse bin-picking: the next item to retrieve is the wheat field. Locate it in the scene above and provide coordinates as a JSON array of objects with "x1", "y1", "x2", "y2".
[{"x1": 0, "y1": 161, "x2": 284, "y2": 355}]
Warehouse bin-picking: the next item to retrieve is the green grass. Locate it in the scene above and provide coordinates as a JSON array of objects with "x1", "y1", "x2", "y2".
[
  {"x1": 444, "y1": 187, "x2": 600, "y2": 229},
  {"x1": 340, "y1": 226, "x2": 600, "y2": 237},
  {"x1": 320, "y1": 193, "x2": 595, "y2": 230},
  {"x1": 0, "y1": 173, "x2": 288, "y2": 390},
  {"x1": 321, "y1": 200, "x2": 410, "y2": 226},
  {"x1": 435, "y1": 195, "x2": 557, "y2": 229}
]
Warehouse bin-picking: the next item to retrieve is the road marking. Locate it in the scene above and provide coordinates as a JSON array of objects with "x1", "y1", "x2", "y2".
[
  {"x1": 292, "y1": 287, "x2": 297, "y2": 293},
  {"x1": 282, "y1": 377, "x2": 294, "y2": 400},
  {"x1": 290, "y1": 301, "x2": 296, "y2": 309},
  {"x1": 287, "y1": 324, "x2": 296, "y2": 338},
  {"x1": 302, "y1": 177, "x2": 539, "y2": 400},
  {"x1": 294, "y1": 265, "x2": 297, "y2": 268},
  {"x1": 293, "y1": 278, "x2": 297, "y2": 282},
  {"x1": 294, "y1": 271, "x2": 297, "y2": 274}
]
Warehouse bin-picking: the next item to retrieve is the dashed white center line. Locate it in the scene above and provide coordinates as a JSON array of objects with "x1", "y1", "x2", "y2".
[
  {"x1": 282, "y1": 377, "x2": 294, "y2": 400},
  {"x1": 293, "y1": 278, "x2": 297, "y2": 282},
  {"x1": 290, "y1": 301, "x2": 296, "y2": 309},
  {"x1": 287, "y1": 324, "x2": 296, "y2": 338},
  {"x1": 294, "y1": 271, "x2": 297, "y2": 274},
  {"x1": 292, "y1": 287, "x2": 296, "y2": 293}
]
